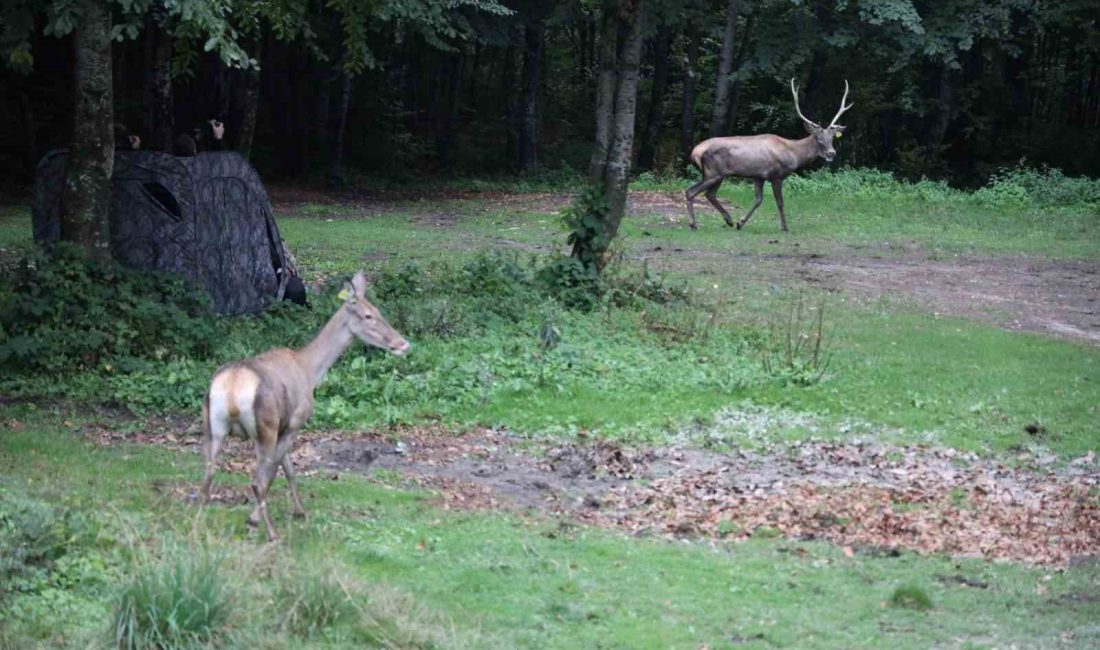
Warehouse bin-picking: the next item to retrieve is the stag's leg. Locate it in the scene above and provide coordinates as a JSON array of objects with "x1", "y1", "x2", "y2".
[
  {"x1": 685, "y1": 175, "x2": 724, "y2": 230},
  {"x1": 199, "y1": 397, "x2": 227, "y2": 503},
  {"x1": 248, "y1": 422, "x2": 282, "y2": 542},
  {"x1": 771, "y1": 178, "x2": 788, "y2": 232},
  {"x1": 704, "y1": 179, "x2": 736, "y2": 227},
  {"x1": 736, "y1": 179, "x2": 766, "y2": 230}
]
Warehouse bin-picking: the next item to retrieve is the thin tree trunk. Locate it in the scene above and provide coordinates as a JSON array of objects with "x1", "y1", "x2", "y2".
[
  {"x1": 330, "y1": 72, "x2": 353, "y2": 182},
  {"x1": 680, "y1": 32, "x2": 699, "y2": 164},
  {"x1": 574, "y1": 1, "x2": 646, "y2": 269},
  {"x1": 926, "y1": 63, "x2": 957, "y2": 163},
  {"x1": 502, "y1": 46, "x2": 518, "y2": 166},
  {"x1": 518, "y1": 17, "x2": 546, "y2": 171},
  {"x1": 710, "y1": 0, "x2": 739, "y2": 137},
  {"x1": 235, "y1": 40, "x2": 262, "y2": 160},
  {"x1": 61, "y1": 0, "x2": 113, "y2": 262},
  {"x1": 142, "y1": 15, "x2": 174, "y2": 152},
  {"x1": 637, "y1": 24, "x2": 673, "y2": 171},
  {"x1": 587, "y1": 7, "x2": 619, "y2": 184},
  {"x1": 598, "y1": 10, "x2": 645, "y2": 249}
]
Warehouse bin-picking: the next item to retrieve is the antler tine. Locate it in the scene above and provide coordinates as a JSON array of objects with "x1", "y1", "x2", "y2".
[
  {"x1": 827, "y1": 79, "x2": 854, "y2": 128},
  {"x1": 789, "y1": 78, "x2": 819, "y2": 128}
]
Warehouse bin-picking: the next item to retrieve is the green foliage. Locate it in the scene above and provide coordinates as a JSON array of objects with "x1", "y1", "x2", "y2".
[
  {"x1": 562, "y1": 184, "x2": 611, "y2": 270},
  {"x1": 0, "y1": 247, "x2": 217, "y2": 373},
  {"x1": 973, "y1": 163, "x2": 1100, "y2": 209},
  {"x1": 0, "y1": 486, "x2": 100, "y2": 606},
  {"x1": 114, "y1": 550, "x2": 229, "y2": 650}
]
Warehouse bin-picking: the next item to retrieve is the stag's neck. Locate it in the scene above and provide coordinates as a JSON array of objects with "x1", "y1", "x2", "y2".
[
  {"x1": 297, "y1": 309, "x2": 355, "y2": 387},
  {"x1": 791, "y1": 136, "x2": 820, "y2": 172}
]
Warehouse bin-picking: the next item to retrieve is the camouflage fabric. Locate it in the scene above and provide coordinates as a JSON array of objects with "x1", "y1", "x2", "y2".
[{"x1": 32, "y1": 149, "x2": 293, "y2": 315}]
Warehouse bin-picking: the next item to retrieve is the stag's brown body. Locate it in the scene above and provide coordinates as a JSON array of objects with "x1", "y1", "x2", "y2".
[
  {"x1": 200, "y1": 272, "x2": 408, "y2": 542},
  {"x1": 686, "y1": 80, "x2": 853, "y2": 232}
]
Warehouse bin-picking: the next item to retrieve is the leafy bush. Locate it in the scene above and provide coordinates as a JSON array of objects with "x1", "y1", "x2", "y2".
[
  {"x1": 973, "y1": 163, "x2": 1100, "y2": 208},
  {"x1": 114, "y1": 551, "x2": 229, "y2": 650},
  {"x1": 0, "y1": 486, "x2": 99, "y2": 605},
  {"x1": 0, "y1": 247, "x2": 217, "y2": 373}
]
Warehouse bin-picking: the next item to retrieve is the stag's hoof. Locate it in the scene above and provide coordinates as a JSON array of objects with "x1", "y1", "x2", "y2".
[
  {"x1": 689, "y1": 223, "x2": 698, "y2": 231},
  {"x1": 735, "y1": 222, "x2": 745, "y2": 230},
  {"x1": 724, "y1": 220, "x2": 735, "y2": 228}
]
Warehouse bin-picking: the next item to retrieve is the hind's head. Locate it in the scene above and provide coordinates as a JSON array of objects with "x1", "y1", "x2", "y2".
[{"x1": 341, "y1": 272, "x2": 409, "y2": 356}]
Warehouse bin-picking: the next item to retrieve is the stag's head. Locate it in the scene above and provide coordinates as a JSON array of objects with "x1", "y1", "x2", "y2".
[
  {"x1": 790, "y1": 79, "x2": 854, "y2": 163},
  {"x1": 341, "y1": 272, "x2": 410, "y2": 356}
]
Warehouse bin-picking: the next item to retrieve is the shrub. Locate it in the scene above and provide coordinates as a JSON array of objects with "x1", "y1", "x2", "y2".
[
  {"x1": 973, "y1": 163, "x2": 1100, "y2": 208},
  {"x1": 0, "y1": 247, "x2": 217, "y2": 373},
  {"x1": 114, "y1": 551, "x2": 229, "y2": 650},
  {"x1": 0, "y1": 486, "x2": 98, "y2": 605}
]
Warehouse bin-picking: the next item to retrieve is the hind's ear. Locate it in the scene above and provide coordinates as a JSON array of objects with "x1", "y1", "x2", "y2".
[
  {"x1": 350, "y1": 271, "x2": 369, "y2": 295},
  {"x1": 339, "y1": 282, "x2": 356, "y2": 303}
]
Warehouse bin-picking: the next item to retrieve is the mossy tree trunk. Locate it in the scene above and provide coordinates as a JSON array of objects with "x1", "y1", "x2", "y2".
[
  {"x1": 710, "y1": 0, "x2": 739, "y2": 137},
  {"x1": 61, "y1": 0, "x2": 113, "y2": 263},
  {"x1": 570, "y1": 0, "x2": 645, "y2": 272}
]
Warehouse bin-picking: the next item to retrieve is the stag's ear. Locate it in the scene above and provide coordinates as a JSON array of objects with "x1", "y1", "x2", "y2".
[
  {"x1": 803, "y1": 121, "x2": 816, "y2": 134},
  {"x1": 350, "y1": 271, "x2": 369, "y2": 296},
  {"x1": 835, "y1": 125, "x2": 847, "y2": 134}
]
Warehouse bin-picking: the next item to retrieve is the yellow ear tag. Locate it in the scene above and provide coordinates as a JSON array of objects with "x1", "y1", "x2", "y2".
[
  {"x1": 338, "y1": 289, "x2": 350, "y2": 301},
  {"x1": 835, "y1": 132, "x2": 842, "y2": 139}
]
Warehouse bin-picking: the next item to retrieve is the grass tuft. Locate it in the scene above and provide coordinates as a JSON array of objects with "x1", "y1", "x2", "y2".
[
  {"x1": 113, "y1": 550, "x2": 228, "y2": 650},
  {"x1": 889, "y1": 584, "x2": 934, "y2": 611}
]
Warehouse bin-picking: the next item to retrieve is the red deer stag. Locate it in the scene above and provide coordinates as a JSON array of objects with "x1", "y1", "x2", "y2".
[
  {"x1": 686, "y1": 79, "x2": 853, "y2": 232},
  {"x1": 200, "y1": 272, "x2": 409, "y2": 542}
]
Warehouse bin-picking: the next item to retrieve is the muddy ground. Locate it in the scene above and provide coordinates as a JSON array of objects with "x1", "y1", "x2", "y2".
[{"x1": 270, "y1": 187, "x2": 1100, "y2": 344}]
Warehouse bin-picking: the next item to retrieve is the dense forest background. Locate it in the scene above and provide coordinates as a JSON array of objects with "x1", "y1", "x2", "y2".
[{"x1": 1, "y1": 0, "x2": 1098, "y2": 196}]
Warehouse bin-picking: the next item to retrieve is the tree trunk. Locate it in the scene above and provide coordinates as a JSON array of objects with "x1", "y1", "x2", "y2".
[
  {"x1": 501, "y1": 46, "x2": 518, "y2": 166},
  {"x1": 142, "y1": 15, "x2": 174, "y2": 152},
  {"x1": 574, "y1": 1, "x2": 646, "y2": 270},
  {"x1": 587, "y1": 7, "x2": 619, "y2": 183},
  {"x1": 61, "y1": 0, "x2": 113, "y2": 262},
  {"x1": 330, "y1": 72, "x2": 353, "y2": 182},
  {"x1": 926, "y1": 63, "x2": 957, "y2": 163},
  {"x1": 637, "y1": 24, "x2": 673, "y2": 171},
  {"x1": 680, "y1": 32, "x2": 698, "y2": 164},
  {"x1": 518, "y1": 17, "x2": 546, "y2": 171},
  {"x1": 234, "y1": 40, "x2": 262, "y2": 160},
  {"x1": 710, "y1": 0, "x2": 739, "y2": 137}
]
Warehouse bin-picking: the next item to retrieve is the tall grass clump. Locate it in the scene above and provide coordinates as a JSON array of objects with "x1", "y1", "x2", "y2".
[{"x1": 114, "y1": 550, "x2": 229, "y2": 650}]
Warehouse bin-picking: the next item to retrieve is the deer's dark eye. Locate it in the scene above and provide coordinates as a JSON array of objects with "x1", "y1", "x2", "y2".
[{"x1": 364, "y1": 313, "x2": 373, "y2": 320}]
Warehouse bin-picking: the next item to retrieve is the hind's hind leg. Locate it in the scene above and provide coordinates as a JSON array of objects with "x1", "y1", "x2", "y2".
[{"x1": 200, "y1": 399, "x2": 228, "y2": 502}]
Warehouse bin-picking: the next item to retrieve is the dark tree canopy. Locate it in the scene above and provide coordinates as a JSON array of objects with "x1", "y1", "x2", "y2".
[{"x1": 1, "y1": 0, "x2": 1096, "y2": 195}]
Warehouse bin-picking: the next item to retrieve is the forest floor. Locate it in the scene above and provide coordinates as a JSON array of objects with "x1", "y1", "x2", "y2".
[{"x1": 2, "y1": 179, "x2": 1098, "y2": 648}]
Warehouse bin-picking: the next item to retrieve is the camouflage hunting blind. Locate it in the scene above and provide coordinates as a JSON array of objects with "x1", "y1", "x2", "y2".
[{"x1": 33, "y1": 150, "x2": 295, "y2": 315}]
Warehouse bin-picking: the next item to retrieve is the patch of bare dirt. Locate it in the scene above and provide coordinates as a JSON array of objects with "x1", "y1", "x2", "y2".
[
  {"x1": 311, "y1": 431, "x2": 1099, "y2": 566},
  {"x1": 100, "y1": 420, "x2": 1099, "y2": 567}
]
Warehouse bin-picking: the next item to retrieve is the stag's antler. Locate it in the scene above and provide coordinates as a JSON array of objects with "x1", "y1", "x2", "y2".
[
  {"x1": 789, "y1": 78, "x2": 819, "y2": 128},
  {"x1": 827, "y1": 79, "x2": 854, "y2": 128}
]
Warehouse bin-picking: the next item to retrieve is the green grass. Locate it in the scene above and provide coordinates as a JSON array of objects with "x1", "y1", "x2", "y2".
[
  {"x1": 1, "y1": 168, "x2": 1098, "y2": 645},
  {"x1": 1, "y1": 422, "x2": 1097, "y2": 648}
]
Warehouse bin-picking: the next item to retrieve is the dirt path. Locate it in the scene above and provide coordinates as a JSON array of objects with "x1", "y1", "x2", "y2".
[{"x1": 271, "y1": 187, "x2": 1100, "y2": 345}]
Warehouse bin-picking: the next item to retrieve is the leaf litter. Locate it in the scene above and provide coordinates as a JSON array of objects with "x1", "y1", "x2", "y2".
[{"x1": 80, "y1": 415, "x2": 1099, "y2": 567}]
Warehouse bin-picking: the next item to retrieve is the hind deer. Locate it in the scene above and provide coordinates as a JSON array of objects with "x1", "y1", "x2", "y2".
[
  {"x1": 199, "y1": 272, "x2": 409, "y2": 542},
  {"x1": 685, "y1": 78, "x2": 853, "y2": 231}
]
